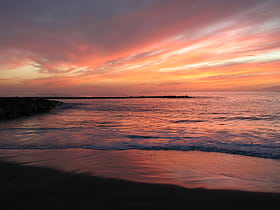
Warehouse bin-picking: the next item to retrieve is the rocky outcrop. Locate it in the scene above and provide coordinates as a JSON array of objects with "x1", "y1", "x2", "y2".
[{"x1": 0, "y1": 97, "x2": 63, "y2": 120}]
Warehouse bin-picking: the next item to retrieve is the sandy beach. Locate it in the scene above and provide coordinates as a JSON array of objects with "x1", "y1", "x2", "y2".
[
  {"x1": 1, "y1": 149, "x2": 279, "y2": 192},
  {"x1": 0, "y1": 149, "x2": 279, "y2": 209},
  {"x1": 0, "y1": 159, "x2": 279, "y2": 210}
]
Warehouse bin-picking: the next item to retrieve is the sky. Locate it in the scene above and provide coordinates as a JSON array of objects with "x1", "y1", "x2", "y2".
[{"x1": 0, "y1": 0, "x2": 279, "y2": 96}]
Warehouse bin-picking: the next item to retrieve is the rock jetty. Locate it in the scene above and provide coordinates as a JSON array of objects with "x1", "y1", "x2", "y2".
[{"x1": 0, "y1": 97, "x2": 63, "y2": 120}]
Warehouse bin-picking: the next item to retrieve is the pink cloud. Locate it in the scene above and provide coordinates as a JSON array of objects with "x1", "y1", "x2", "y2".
[{"x1": 0, "y1": 0, "x2": 279, "y2": 95}]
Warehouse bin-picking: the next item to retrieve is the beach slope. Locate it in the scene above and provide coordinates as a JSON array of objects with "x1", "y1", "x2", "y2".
[{"x1": 0, "y1": 160, "x2": 278, "y2": 210}]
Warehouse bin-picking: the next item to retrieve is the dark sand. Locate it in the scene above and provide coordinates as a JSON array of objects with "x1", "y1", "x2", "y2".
[{"x1": 0, "y1": 160, "x2": 279, "y2": 210}]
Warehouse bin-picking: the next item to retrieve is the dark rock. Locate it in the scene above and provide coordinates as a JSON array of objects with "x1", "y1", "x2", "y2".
[{"x1": 0, "y1": 97, "x2": 63, "y2": 120}]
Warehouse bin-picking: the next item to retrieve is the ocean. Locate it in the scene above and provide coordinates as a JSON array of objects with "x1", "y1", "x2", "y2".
[{"x1": 0, "y1": 92, "x2": 279, "y2": 192}]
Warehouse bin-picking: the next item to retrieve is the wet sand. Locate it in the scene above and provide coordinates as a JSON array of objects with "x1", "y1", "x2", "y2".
[
  {"x1": 0, "y1": 149, "x2": 279, "y2": 193},
  {"x1": 0, "y1": 159, "x2": 279, "y2": 210}
]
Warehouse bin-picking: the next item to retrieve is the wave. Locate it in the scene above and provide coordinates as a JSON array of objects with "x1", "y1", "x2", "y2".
[
  {"x1": 172, "y1": 119, "x2": 205, "y2": 123},
  {"x1": 126, "y1": 135, "x2": 161, "y2": 139},
  {"x1": 215, "y1": 115, "x2": 279, "y2": 121},
  {"x1": 0, "y1": 144, "x2": 279, "y2": 159}
]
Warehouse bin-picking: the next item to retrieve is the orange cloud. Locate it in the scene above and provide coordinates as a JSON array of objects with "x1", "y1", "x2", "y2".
[{"x1": 0, "y1": 0, "x2": 279, "y2": 96}]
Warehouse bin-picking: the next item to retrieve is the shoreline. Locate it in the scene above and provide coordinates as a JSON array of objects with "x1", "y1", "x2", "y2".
[
  {"x1": 0, "y1": 159, "x2": 279, "y2": 210},
  {"x1": 1, "y1": 149, "x2": 279, "y2": 193}
]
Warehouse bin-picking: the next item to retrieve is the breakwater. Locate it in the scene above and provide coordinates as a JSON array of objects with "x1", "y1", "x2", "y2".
[{"x1": 0, "y1": 97, "x2": 63, "y2": 120}]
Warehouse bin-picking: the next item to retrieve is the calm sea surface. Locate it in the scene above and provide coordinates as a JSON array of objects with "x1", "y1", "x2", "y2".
[{"x1": 0, "y1": 92, "x2": 279, "y2": 159}]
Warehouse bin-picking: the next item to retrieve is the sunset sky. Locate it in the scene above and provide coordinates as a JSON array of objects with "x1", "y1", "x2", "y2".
[{"x1": 0, "y1": 0, "x2": 279, "y2": 96}]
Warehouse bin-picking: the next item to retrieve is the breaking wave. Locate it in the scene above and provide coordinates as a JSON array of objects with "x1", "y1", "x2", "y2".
[{"x1": 0, "y1": 144, "x2": 279, "y2": 159}]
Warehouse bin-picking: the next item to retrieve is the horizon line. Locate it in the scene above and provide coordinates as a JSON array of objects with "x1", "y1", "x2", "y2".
[{"x1": 0, "y1": 95, "x2": 193, "y2": 99}]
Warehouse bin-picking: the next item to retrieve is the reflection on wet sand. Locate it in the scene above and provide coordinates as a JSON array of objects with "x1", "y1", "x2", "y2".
[
  {"x1": 1, "y1": 159, "x2": 279, "y2": 210},
  {"x1": 0, "y1": 149, "x2": 279, "y2": 193}
]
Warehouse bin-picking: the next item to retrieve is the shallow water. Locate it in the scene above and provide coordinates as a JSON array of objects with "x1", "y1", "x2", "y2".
[{"x1": 0, "y1": 92, "x2": 279, "y2": 159}]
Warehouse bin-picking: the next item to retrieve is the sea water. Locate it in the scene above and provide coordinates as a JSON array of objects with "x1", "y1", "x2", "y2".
[
  {"x1": 0, "y1": 92, "x2": 279, "y2": 192},
  {"x1": 0, "y1": 92, "x2": 279, "y2": 159}
]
